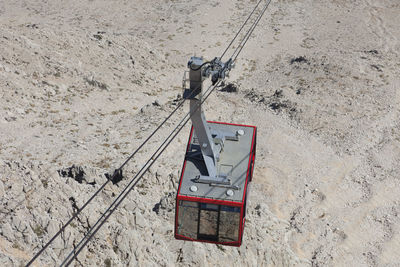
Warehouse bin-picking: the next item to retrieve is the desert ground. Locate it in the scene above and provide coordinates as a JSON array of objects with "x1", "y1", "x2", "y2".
[{"x1": 1, "y1": 0, "x2": 400, "y2": 266}]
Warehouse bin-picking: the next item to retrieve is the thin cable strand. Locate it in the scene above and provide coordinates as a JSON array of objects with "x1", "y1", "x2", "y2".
[
  {"x1": 220, "y1": 0, "x2": 264, "y2": 60},
  {"x1": 61, "y1": 82, "x2": 220, "y2": 266},
  {"x1": 26, "y1": 84, "x2": 196, "y2": 267},
  {"x1": 232, "y1": 0, "x2": 272, "y2": 62}
]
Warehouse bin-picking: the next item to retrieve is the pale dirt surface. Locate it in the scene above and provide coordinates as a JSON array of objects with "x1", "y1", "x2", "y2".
[{"x1": 0, "y1": 0, "x2": 400, "y2": 266}]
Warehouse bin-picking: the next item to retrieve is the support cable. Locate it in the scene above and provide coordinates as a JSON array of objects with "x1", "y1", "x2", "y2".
[
  {"x1": 26, "y1": 84, "x2": 197, "y2": 267},
  {"x1": 60, "y1": 81, "x2": 221, "y2": 266},
  {"x1": 231, "y1": 0, "x2": 272, "y2": 63},
  {"x1": 27, "y1": 0, "x2": 272, "y2": 264},
  {"x1": 220, "y1": 0, "x2": 265, "y2": 60}
]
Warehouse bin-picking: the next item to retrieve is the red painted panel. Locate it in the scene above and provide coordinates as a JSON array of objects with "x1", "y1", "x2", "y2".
[
  {"x1": 175, "y1": 126, "x2": 194, "y2": 235},
  {"x1": 207, "y1": 120, "x2": 258, "y2": 129},
  {"x1": 175, "y1": 233, "x2": 241, "y2": 247},
  {"x1": 177, "y1": 195, "x2": 243, "y2": 207},
  {"x1": 242, "y1": 126, "x2": 257, "y2": 203}
]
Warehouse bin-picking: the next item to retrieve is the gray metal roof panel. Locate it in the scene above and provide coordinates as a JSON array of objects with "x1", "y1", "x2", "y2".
[{"x1": 179, "y1": 122, "x2": 255, "y2": 203}]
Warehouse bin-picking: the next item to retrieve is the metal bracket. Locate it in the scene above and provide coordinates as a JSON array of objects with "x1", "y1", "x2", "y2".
[
  {"x1": 193, "y1": 175, "x2": 231, "y2": 185},
  {"x1": 184, "y1": 56, "x2": 237, "y2": 186}
]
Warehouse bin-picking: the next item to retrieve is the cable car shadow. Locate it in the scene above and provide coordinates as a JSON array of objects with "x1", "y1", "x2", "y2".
[{"x1": 186, "y1": 147, "x2": 209, "y2": 177}]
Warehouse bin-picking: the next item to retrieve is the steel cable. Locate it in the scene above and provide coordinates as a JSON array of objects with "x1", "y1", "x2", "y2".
[
  {"x1": 220, "y1": 0, "x2": 265, "y2": 60},
  {"x1": 60, "y1": 81, "x2": 221, "y2": 266},
  {"x1": 231, "y1": 0, "x2": 272, "y2": 63},
  {"x1": 26, "y1": 83, "x2": 196, "y2": 267}
]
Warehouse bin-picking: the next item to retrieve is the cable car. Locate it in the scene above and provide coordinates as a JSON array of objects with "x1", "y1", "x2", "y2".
[{"x1": 175, "y1": 56, "x2": 257, "y2": 246}]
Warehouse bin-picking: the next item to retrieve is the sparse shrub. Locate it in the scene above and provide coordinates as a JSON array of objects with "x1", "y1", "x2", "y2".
[
  {"x1": 41, "y1": 179, "x2": 48, "y2": 188},
  {"x1": 33, "y1": 225, "x2": 45, "y2": 237},
  {"x1": 12, "y1": 242, "x2": 21, "y2": 249}
]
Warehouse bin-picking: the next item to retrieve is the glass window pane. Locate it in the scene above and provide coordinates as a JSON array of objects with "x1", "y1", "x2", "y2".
[
  {"x1": 220, "y1": 205, "x2": 241, "y2": 212},
  {"x1": 177, "y1": 201, "x2": 199, "y2": 239},
  {"x1": 199, "y1": 209, "x2": 218, "y2": 238},
  {"x1": 181, "y1": 200, "x2": 198, "y2": 208},
  {"x1": 200, "y1": 203, "x2": 218, "y2": 211},
  {"x1": 219, "y1": 206, "x2": 241, "y2": 242}
]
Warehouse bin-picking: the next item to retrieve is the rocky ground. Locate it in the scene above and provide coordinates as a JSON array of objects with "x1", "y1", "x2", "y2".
[{"x1": 1, "y1": 0, "x2": 400, "y2": 266}]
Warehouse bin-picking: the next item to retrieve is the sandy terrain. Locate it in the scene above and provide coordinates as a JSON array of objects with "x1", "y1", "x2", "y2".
[{"x1": 1, "y1": 0, "x2": 400, "y2": 266}]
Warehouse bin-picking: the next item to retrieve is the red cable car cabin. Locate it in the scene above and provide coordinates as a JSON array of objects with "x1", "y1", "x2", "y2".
[{"x1": 175, "y1": 121, "x2": 256, "y2": 246}]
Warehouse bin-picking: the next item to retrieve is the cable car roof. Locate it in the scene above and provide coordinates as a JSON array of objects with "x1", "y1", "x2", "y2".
[{"x1": 178, "y1": 122, "x2": 256, "y2": 203}]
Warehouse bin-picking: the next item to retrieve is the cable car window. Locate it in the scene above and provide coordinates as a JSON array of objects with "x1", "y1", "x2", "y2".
[
  {"x1": 220, "y1": 206, "x2": 241, "y2": 213},
  {"x1": 200, "y1": 203, "x2": 219, "y2": 211},
  {"x1": 219, "y1": 205, "x2": 240, "y2": 242},
  {"x1": 177, "y1": 201, "x2": 199, "y2": 239},
  {"x1": 198, "y1": 208, "x2": 218, "y2": 240},
  {"x1": 178, "y1": 201, "x2": 242, "y2": 243}
]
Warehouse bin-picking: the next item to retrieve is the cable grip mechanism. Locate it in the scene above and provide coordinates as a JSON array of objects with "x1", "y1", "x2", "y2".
[
  {"x1": 183, "y1": 56, "x2": 234, "y2": 99},
  {"x1": 182, "y1": 56, "x2": 238, "y2": 184}
]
